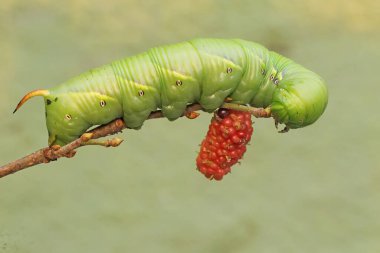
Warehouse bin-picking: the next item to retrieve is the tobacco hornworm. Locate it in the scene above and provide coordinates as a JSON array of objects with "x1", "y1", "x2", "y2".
[{"x1": 14, "y1": 38, "x2": 328, "y2": 146}]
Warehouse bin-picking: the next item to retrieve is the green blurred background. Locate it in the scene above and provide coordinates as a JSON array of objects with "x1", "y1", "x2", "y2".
[{"x1": 0, "y1": 0, "x2": 379, "y2": 252}]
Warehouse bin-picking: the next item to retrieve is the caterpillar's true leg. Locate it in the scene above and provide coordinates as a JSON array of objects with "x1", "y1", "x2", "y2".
[
  {"x1": 275, "y1": 118, "x2": 279, "y2": 129},
  {"x1": 279, "y1": 126, "x2": 290, "y2": 133},
  {"x1": 274, "y1": 118, "x2": 289, "y2": 133}
]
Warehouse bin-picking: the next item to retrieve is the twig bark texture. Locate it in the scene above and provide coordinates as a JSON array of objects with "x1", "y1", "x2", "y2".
[{"x1": 0, "y1": 103, "x2": 271, "y2": 178}]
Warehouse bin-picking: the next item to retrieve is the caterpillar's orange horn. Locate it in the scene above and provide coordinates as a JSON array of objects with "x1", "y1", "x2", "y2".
[{"x1": 13, "y1": 89, "x2": 49, "y2": 113}]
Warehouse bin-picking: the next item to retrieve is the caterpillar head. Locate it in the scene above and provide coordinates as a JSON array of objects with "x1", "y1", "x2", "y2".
[{"x1": 270, "y1": 66, "x2": 328, "y2": 129}]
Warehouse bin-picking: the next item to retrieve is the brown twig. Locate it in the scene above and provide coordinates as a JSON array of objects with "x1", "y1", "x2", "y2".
[{"x1": 0, "y1": 103, "x2": 271, "y2": 178}]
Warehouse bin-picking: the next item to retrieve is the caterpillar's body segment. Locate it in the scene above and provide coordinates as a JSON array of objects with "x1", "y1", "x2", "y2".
[{"x1": 14, "y1": 39, "x2": 328, "y2": 146}]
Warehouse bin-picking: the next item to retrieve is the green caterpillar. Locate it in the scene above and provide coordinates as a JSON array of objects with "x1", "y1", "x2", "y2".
[{"x1": 14, "y1": 38, "x2": 328, "y2": 146}]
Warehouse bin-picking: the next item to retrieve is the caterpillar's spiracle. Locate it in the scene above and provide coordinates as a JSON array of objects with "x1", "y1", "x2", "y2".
[{"x1": 14, "y1": 39, "x2": 328, "y2": 146}]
